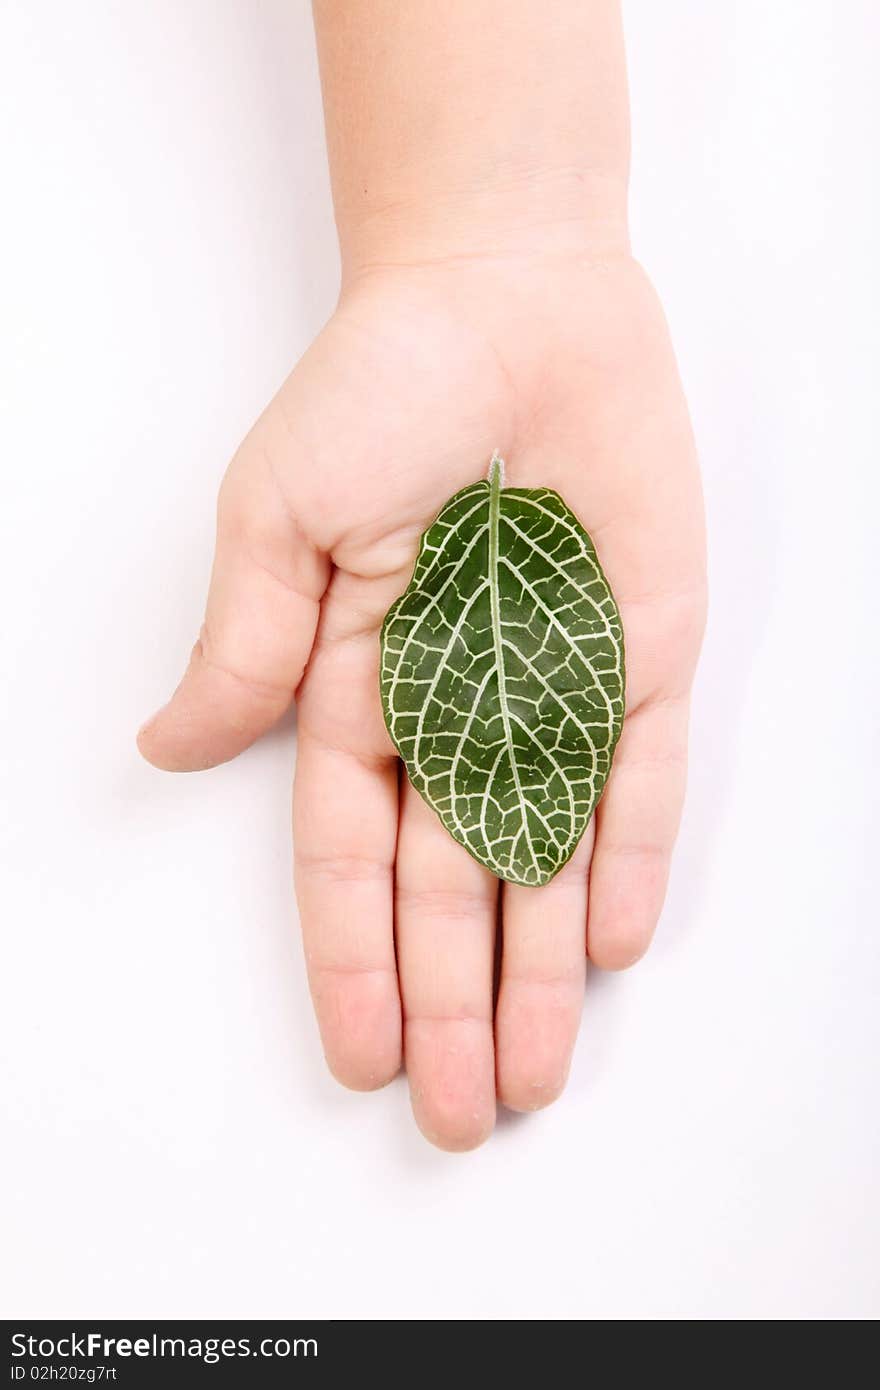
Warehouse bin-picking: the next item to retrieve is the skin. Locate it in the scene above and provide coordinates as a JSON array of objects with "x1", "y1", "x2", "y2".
[{"x1": 138, "y1": 0, "x2": 706, "y2": 1150}]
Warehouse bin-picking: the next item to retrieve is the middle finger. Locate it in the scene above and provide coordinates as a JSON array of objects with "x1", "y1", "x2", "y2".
[{"x1": 396, "y1": 781, "x2": 499, "y2": 1151}]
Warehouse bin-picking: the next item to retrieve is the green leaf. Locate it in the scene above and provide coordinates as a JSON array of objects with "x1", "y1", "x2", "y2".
[{"x1": 380, "y1": 456, "x2": 625, "y2": 886}]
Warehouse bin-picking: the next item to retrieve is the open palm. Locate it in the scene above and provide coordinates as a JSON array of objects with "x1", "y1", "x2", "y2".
[{"x1": 139, "y1": 254, "x2": 706, "y2": 1150}]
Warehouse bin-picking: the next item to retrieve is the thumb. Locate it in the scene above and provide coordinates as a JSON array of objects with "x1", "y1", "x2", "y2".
[{"x1": 137, "y1": 445, "x2": 329, "y2": 772}]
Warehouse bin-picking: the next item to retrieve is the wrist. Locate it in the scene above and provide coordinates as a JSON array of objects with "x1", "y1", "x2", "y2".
[{"x1": 335, "y1": 163, "x2": 630, "y2": 284}]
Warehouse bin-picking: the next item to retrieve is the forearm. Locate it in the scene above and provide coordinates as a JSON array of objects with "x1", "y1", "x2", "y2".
[{"x1": 312, "y1": 0, "x2": 631, "y2": 276}]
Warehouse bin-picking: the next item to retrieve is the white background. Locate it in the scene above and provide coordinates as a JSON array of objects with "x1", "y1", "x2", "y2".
[{"x1": 1, "y1": 1, "x2": 878, "y2": 1320}]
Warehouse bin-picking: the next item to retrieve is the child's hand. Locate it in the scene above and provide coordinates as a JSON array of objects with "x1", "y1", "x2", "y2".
[{"x1": 138, "y1": 252, "x2": 706, "y2": 1148}]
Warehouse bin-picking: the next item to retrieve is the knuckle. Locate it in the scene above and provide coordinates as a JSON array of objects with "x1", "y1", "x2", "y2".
[{"x1": 296, "y1": 851, "x2": 392, "y2": 885}]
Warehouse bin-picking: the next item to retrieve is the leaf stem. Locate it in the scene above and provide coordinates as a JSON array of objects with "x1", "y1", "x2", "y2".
[{"x1": 488, "y1": 450, "x2": 505, "y2": 491}]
